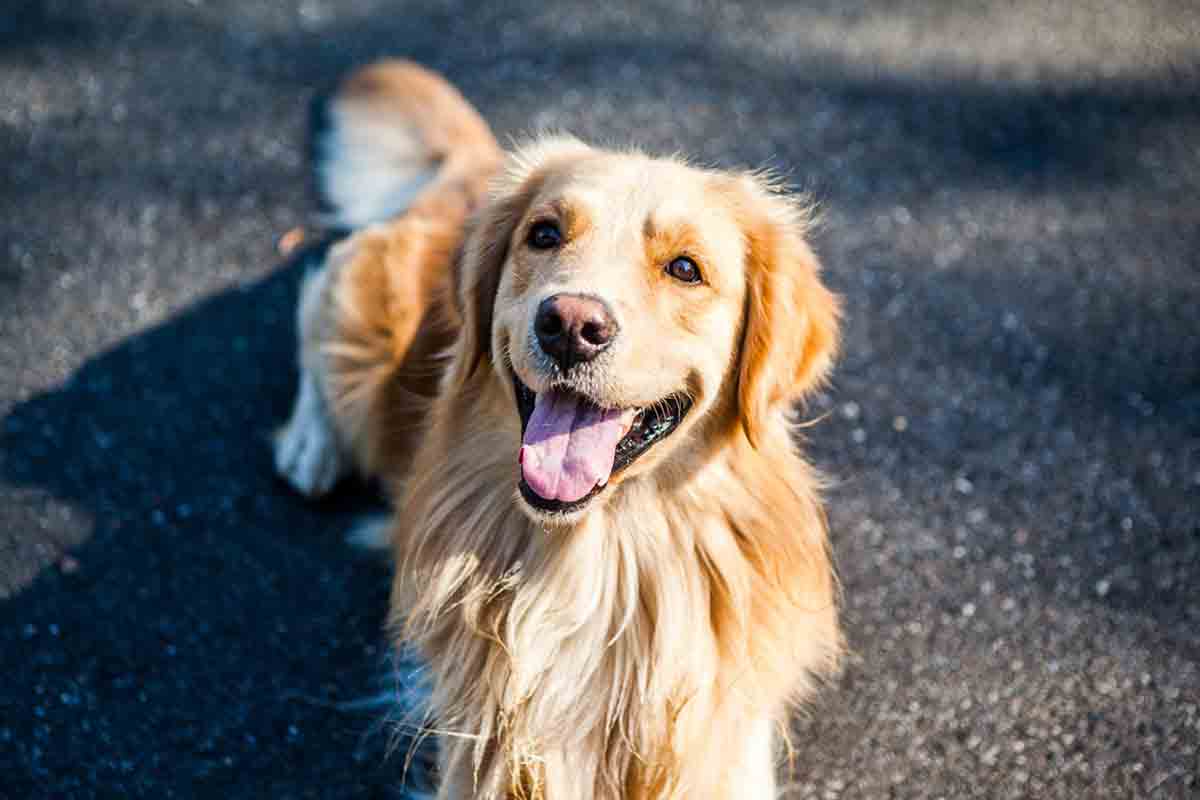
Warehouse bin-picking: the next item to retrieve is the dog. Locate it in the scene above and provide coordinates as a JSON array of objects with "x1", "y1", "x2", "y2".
[{"x1": 274, "y1": 60, "x2": 843, "y2": 799}]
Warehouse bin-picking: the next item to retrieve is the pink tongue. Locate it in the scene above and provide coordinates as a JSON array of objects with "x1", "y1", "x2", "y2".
[{"x1": 520, "y1": 390, "x2": 625, "y2": 503}]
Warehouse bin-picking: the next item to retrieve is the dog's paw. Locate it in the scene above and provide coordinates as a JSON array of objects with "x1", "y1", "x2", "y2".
[{"x1": 274, "y1": 374, "x2": 349, "y2": 497}]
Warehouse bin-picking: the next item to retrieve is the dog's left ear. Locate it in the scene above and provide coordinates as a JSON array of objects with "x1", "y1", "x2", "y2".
[
  {"x1": 449, "y1": 136, "x2": 594, "y2": 384},
  {"x1": 450, "y1": 182, "x2": 534, "y2": 381},
  {"x1": 731, "y1": 175, "x2": 840, "y2": 448}
]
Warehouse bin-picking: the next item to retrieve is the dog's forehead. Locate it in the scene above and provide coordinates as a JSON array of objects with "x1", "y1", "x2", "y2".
[
  {"x1": 540, "y1": 155, "x2": 745, "y2": 260},
  {"x1": 552, "y1": 155, "x2": 707, "y2": 211}
]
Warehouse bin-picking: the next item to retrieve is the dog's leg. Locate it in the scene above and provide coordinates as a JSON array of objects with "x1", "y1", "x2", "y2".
[
  {"x1": 274, "y1": 364, "x2": 350, "y2": 496},
  {"x1": 276, "y1": 220, "x2": 459, "y2": 499},
  {"x1": 275, "y1": 263, "x2": 352, "y2": 497}
]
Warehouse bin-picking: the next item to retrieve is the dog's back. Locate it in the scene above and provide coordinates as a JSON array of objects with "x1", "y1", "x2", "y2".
[{"x1": 275, "y1": 61, "x2": 502, "y2": 494}]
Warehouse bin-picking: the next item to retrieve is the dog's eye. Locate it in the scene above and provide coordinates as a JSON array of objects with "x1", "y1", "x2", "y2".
[
  {"x1": 666, "y1": 256, "x2": 701, "y2": 284},
  {"x1": 527, "y1": 221, "x2": 562, "y2": 250}
]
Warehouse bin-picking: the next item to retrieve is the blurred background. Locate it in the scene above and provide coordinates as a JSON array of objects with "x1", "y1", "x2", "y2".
[{"x1": 1, "y1": 0, "x2": 1197, "y2": 797}]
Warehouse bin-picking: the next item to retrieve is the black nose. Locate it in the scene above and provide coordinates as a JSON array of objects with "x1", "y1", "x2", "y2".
[{"x1": 534, "y1": 293, "x2": 618, "y2": 371}]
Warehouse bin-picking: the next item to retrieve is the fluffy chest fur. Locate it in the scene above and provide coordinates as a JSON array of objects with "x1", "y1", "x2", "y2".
[{"x1": 391, "y1": 387, "x2": 840, "y2": 800}]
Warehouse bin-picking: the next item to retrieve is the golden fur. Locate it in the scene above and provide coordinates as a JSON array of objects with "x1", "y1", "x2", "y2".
[{"x1": 276, "y1": 60, "x2": 843, "y2": 799}]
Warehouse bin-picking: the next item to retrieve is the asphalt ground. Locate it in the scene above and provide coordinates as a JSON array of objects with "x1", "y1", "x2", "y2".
[{"x1": 1, "y1": 1, "x2": 1198, "y2": 797}]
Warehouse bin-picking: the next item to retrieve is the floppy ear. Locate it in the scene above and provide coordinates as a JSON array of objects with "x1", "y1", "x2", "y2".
[
  {"x1": 449, "y1": 136, "x2": 593, "y2": 383},
  {"x1": 734, "y1": 176, "x2": 841, "y2": 448},
  {"x1": 450, "y1": 183, "x2": 531, "y2": 381}
]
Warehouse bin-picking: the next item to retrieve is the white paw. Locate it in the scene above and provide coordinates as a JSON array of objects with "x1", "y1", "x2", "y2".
[{"x1": 274, "y1": 373, "x2": 349, "y2": 497}]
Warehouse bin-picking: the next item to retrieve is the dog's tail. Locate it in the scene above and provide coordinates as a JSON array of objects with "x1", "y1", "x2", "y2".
[{"x1": 310, "y1": 60, "x2": 502, "y2": 229}]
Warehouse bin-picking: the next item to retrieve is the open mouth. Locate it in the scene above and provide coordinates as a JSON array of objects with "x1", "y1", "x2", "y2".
[{"x1": 513, "y1": 375, "x2": 693, "y2": 514}]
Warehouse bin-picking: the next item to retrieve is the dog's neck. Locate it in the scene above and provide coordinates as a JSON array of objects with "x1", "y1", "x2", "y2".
[{"x1": 392, "y1": 376, "x2": 840, "y2": 798}]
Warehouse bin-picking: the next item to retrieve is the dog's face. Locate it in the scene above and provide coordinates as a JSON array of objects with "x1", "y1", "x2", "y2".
[{"x1": 453, "y1": 138, "x2": 839, "y2": 523}]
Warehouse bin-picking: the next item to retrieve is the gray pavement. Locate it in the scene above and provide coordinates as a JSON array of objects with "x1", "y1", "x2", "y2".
[{"x1": 1, "y1": 1, "x2": 1197, "y2": 797}]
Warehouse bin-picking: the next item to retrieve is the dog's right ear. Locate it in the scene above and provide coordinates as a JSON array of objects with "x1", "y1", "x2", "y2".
[{"x1": 450, "y1": 136, "x2": 593, "y2": 382}]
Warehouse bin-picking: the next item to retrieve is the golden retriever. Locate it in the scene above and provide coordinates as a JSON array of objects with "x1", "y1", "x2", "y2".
[{"x1": 274, "y1": 60, "x2": 842, "y2": 799}]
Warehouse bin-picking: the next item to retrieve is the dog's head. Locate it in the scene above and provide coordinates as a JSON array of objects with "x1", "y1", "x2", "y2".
[{"x1": 451, "y1": 137, "x2": 839, "y2": 522}]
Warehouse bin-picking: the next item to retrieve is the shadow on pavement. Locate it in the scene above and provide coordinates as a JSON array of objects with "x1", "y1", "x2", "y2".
[{"x1": 0, "y1": 242, "x2": 430, "y2": 796}]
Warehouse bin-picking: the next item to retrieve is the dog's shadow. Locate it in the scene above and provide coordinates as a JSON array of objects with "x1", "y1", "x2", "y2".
[{"x1": 0, "y1": 242, "x2": 435, "y2": 796}]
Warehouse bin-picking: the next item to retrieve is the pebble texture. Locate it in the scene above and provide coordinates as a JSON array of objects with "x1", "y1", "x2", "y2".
[{"x1": 1, "y1": 0, "x2": 1197, "y2": 797}]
